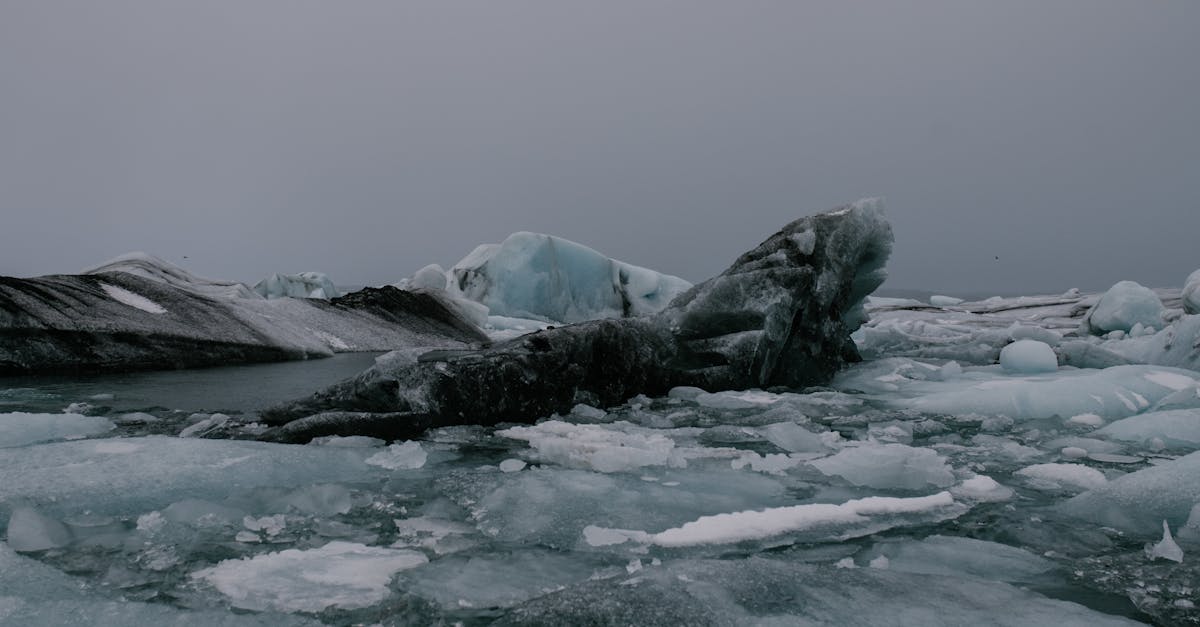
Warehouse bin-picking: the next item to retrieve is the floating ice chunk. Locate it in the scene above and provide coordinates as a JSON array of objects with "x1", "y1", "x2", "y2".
[
  {"x1": 1084, "y1": 281, "x2": 1165, "y2": 334},
  {"x1": 179, "y1": 413, "x2": 230, "y2": 438},
  {"x1": 1015, "y1": 463, "x2": 1107, "y2": 491},
  {"x1": 1097, "y1": 409, "x2": 1200, "y2": 450},
  {"x1": 810, "y1": 443, "x2": 955, "y2": 490},
  {"x1": 99, "y1": 282, "x2": 167, "y2": 314},
  {"x1": 949, "y1": 475, "x2": 1014, "y2": 503},
  {"x1": 868, "y1": 555, "x2": 890, "y2": 569},
  {"x1": 308, "y1": 435, "x2": 386, "y2": 448},
  {"x1": 570, "y1": 403, "x2": 607, "y2": 420},
  {"x1": 392, "y1": 516, "x2": 476, "y2": 554},
  {"x1": 694, "y1": 390, "x2": 782, "y2": 410},
  {"x1": 114, "y1": 411, "x2": 159, "y2": 425},
  {"x1": 929, "y1": 295, "x2": 963, "y2": 307},
  {"x1": 864, "y1": 535, "x2": 1053, "y2": 582},
  {"x1": 273, "y1": 484, "x2": 354, "y2": 516},
  {"x1": 1147, "y1": 520, "x2": 1184, "y2": 563},
  {"x1": 759, "y1": 422, "x2": 831, "y2": 453},
  {"x1": 731, "y1": 452, "x2": 805, "y2": 474},
  {"x1": 1061, "y1": 450, "x2": 1200, "y2": 535},
  {"x1": 449, "y1": 231, "x2": 692, "y2": 323},
  {"x1": 0, "y1": 412, "x2": 114, "y2": 448},
  {"x1": 365, "y1": 441, "x2": 427, "y2": 470},
  {"x1": 999, "y1": 340, "x2": 1058, "y2": 374},
  {"x1": 5, "y1": 507, "x2": 72, "y2": 552},
  {"x1": 499, "y1": 459, "x2": 527, "y2": 473},
  {"x1": 253, "y1": 272, "x2": 339, "y2": 300},
  {"x1": 637, "y1": 492, "x2": 964, "y2": 547},
  {"x1": 498, "y1": 421, "x2": 680, "y2": 473},
  {"x1": 191, "y1": 541, "x2": 427, "y2": 612},
  {"x1": 583, "y1": 525, "x2": 632, "y2": 547},
  {"x1": 1184, "y1": 269, "x2": 1200, "y2": 315},
  {"x1": 667, "y1": 386, "x2": 706, "y2": 401}
]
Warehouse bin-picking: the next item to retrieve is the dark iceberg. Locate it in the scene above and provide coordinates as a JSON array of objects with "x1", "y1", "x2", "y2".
[
  {"x1": 0, "y1": 265, "x2": 487, "y2": 375},
  {"x1": 260, "y1": 199, "x2": 893, "y2": 442}
]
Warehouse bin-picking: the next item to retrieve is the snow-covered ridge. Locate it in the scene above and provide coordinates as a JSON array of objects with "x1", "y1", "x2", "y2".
[{"x1": 84, "y1": 251, "x2": 262, "y2": 300}]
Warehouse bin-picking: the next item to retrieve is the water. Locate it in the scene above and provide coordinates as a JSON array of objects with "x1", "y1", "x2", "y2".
[
  {"x1": 0, "y1": 353, "x2": 382, "y2": 416},
  {"x1": 1, "y1": 355, "x2": 1195, "y2": 625}
]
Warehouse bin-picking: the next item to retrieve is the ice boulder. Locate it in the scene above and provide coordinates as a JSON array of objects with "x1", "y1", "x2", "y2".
[
  {"x1": 1184, "y1": 269, "x2": 1200, "y2": 315},
  {"x1": 1083, "y1": 280, "x2": 1164, "y2": 334},
  {"x1": 449, "y1": 232, "x2": 692, "y2": 324},
  {"x1": 407, "y1": 263, "x2": 449, "y2": 291},
  {"x1": 999, "y1": 340, "x2": 1058, "y2": 374},
  {"x1": 253, "y1": 272, "x2": 339, "y2": 300}
]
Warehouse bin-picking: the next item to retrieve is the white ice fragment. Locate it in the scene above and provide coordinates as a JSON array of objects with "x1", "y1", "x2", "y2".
[
  {"x1": 583, "y1": 525, "x2": 633, "y2": 547},
  {"x1": 365, "y1": 441, "x2": 427, "y2": 470},
  {"x1": 234, "y1": 531, "x2": 260, "y2": 543},
  {"x1": 1147, "y1": 520, "x2": 1184, "y2": 563},
  {"x1": 868, "y1": 555, "x2": 890, "y2": 569},
  {"x1": 308, "y1": 435, "x2": 386, "y2": 448},
  {"x1": 191, "y1": 541, "x2": 428, "y2": 612},
  {"x1": 243, "y1": 514, "x2": 286, "y2": 537},
  {"x1": 1015, "y1": 463, "x2": 1107, "y2": 492},
  {"x1": 100, "y1": 283, "x2": 167, "y2": 314},
  {"x1": 929, "y1": 295, "x2": 962, "y2": 307},
  {"x1": 647, "y1": 492, "x2": 962, "y2": 547},
  {"x1": 497, "y1": 421, "x2": 678, "y2": 473},
  {"x1": 950, "y1": 475, "x2": 1014, "y2": 503},
  {"x1": 834, "y1": 557, "x2": 857, "y2": 569},
  {"x1": 667, "y1": 386, "x2": 706, "y2": 401},
  {"x1": 626, "y1": 559, "x2": 644, "y2": 574},
  {"x1": 999, "y1": 340, "x2": 1058, "y2": 374},
  {"x1": 1061, "y1": 447, "x2": 1088, "y2": 459},
  {"x1": 499, "y1": 459, "x2": 527, "y2": 473},
  {"x1": 1097, "y1": 409, "x2": 1200, "y2": 449},
  {"x1": 760, "y1": 422, "x2": 829, "y2": 453},
  {"x1": 136, "y1": 511, "x2": 165, "y2": 533},
  {"x1": 5, "y1": 507, "x2": 72, "y2": 552}
]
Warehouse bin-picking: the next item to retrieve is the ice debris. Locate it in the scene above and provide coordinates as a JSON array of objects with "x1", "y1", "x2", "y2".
[
  {"x1": 999, "y1": 339, "x2": 1058, "y2": 374},
  {"x1": 364, "y1": 441, "x2": 427, "y2": 470},
  {"x1": 1147, "y1": 520, "x2": 1184, "y2": 563}
]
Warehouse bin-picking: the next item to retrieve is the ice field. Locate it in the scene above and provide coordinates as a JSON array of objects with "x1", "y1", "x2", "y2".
[{"x1": 2, "y1": 284, "x2": 1200, "y2": 625}]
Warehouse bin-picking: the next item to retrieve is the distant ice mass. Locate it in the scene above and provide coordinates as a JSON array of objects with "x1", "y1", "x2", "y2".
[
  {"x1": 254, "y1": 272, "x2": 340, "y2": 300},
  {"x1": 402, "y1": 231, "x2": 693, "y2": 325}
]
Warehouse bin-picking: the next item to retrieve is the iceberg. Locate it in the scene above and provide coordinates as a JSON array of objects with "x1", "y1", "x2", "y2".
[
  {"x1": 262, "y1": 199, "x2": 894, "y2": 441},
  {"x1": 253, "y1": 272, "x2": 340, "y2": 300},
  {"x1": 449, "y1": 232, "x2": 693, "y2": 324},
  {"x1": 1095, "y1": 409, "x2": 1200, "y2": 449}
]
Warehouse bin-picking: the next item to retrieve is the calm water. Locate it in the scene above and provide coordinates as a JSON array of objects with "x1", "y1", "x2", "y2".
[{"x1": 0, "y1": 353, "x2": 382, "y2": 416}]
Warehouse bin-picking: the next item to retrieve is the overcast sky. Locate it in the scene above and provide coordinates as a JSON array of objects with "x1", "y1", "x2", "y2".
[{"x1": 2, "y1": 2, "x2": 1197, "y2": 295}]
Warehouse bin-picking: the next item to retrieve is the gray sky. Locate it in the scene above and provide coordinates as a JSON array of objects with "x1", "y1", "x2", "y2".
[{"x1": 2, "y1": 1, "x2": 1198, "y2": 295}]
